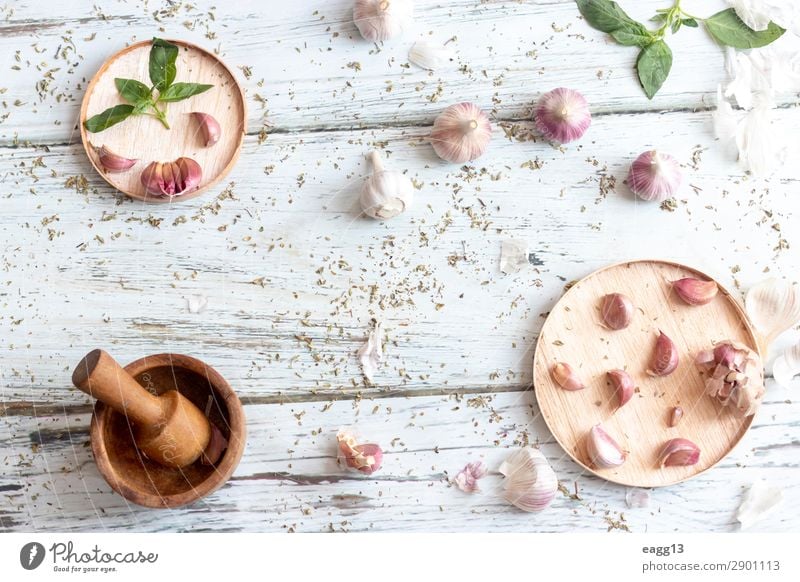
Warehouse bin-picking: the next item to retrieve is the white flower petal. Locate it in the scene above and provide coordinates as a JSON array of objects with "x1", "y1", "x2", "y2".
[
  {"x1": 500, "y1": 239, "x2": 529, "y2": 274},
  {"x1": 736, "y1": 480, "x2": 784, "y2": 530},
  {"x1": 729, "y1": 0, "x2": 777, "y2": 32},
  {"x1": 772, "y1": 342, "x2": 800, "y2": 387},
  {"x1": 357, "y1": 321, "x2": 383, "y2": 382}
]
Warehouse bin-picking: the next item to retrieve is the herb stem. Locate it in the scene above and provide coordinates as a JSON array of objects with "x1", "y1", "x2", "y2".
[{"x1": 150, "y1": 103, "x2": 170, "y2": 129}]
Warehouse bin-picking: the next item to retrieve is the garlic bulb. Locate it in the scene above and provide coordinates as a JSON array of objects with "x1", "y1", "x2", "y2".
[
  {"x1": 408, "y1": 40, "x2": 454, "y2": 71},
  {"x1": 429, "y1": 102, "x2": 492, "y2": 163},
  {"x1": 695, "y1": 341, "x2": 765, "y2": 417},
  {"x1": 360, "y1": 151, "x2": 414, "y2": 219},
  {"x1": 628, "y1": 150, "x2": 682, "y2": 201},
  {"x1": 772, "y1": 342, "x2": 800, "y2": 388},
  {"x1": 498, "y1": 448, "x2": 558, "y2": 512},
  {"x1": 745, "y1": 278, "x2": 800, "y2": 348},
  {"x1": 534, "y1": 87, "x2": 591, "y2": 144},
  {"x1": 353, "y1": 0, "x2": 413, "y2": 42}
]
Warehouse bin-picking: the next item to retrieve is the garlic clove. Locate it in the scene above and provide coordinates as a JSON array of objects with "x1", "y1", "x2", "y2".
[
  {"x1": 337, "y1": 428, "x2": 383, "y2": 475},
  {"x1": 647, "y1": 330, "x2": 679, "y2": 377},
  {"x1": 141, "y1": 157, "x2": 203, "y2": 197},
  {"x1": 498, "y1": 448, "x2": 558, "y2": 512},
  {"x1": 772, "y1": 342, "x2": 800, "y2": 388},
  {"x1": 550, "y1": 362, "x2": 585, "y2": 391},
  {"x1": 736, "y1": 480, "x2": 784, "y2": 531},
  {"x1": 429, "y1": 102, "x2": 492, "y2": 163},
  {"x1": 606, "y1": 369, "x2": 634, "y2": 409},
  {"x1": 408, "y1": 40, "x2": 454, "y2": 71},
  {"x1": 96, "y1": 145, "x2": 137, "y2": 172},
  {"x1": 672, "y1": 277, "x2": 718, "y2": 306},
  {"x1": 534, "y1": 87, "x2": 591, "y2": 144},
  {"x1": 745, "y1": 278, "x2": 800, "y2": 347},
  {"x1": 453, "y1": 460, "x2": 488, "y2": 493},
  {"x1": 175, "y1": 157, "x2": 202, "y2": 193},
  {"x1": 141, "y1": 162, "x2": 167, "y2": 196},
  {"x1": 628, "y1": 150, "x2": 682, "y2": 202},
  {"x1": 695, "y1": 340, "x2": 765, "y2": 416},
  {"x1": 585, "y1": 424, "x2": 626, "y2": 469},
  {"x1": 668, "y1": 405, "x2": 683, "y2": 427},
  {"x1": 625, "y1": 487, "x2": 650, "y2": 508},
  {"x1": 360, "y1": 151, "x2": 413, "y2": 219},
  {"x1": 353, "y1": 0, "x2": 414, "y2": 42},
  {"x1": 658, "y1": 437, "x2": 700, "y2": 467},
  {"x1": 191, "y1": 112, "x2": 221, "y2": 147},
  {"x1": 600, "y1": 292, "x2": 633, "y2": 330}
]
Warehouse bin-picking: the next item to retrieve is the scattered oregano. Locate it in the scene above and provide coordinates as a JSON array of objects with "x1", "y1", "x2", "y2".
[{"x1": 575, "y1": 0, "x2": 786, "y2": 99}]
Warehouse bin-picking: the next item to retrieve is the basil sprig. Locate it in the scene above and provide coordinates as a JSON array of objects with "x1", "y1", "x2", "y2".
[
  {"x1": 576, "y1": 1, "x2": 786, "y2": 100},
  {"x1": 84, "y1": 38, "x2": 213, "y2": 133}
]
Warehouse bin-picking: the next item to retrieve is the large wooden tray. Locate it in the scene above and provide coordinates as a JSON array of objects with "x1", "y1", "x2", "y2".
[
  {"x1": 533, "y1": 260, "x2": 760, "y2": 488},
  {"x1": 79, "y1": 39, "x2": 246, "y2": 203}
]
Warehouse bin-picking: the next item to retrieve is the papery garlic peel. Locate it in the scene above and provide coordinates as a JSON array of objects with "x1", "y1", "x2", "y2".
[
  {"x1": 353, "y1": 0, "x2": 414, "y2": 42},
  {"x1": 429, "y1": 102, "x2": 492, "y2": 163}
]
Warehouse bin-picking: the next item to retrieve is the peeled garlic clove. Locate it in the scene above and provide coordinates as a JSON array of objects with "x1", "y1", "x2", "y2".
[
  {"x1": 408, "y1": 40, "x2": 454, "y2": 71},
  {"x1": 658, "y1": 438, "x2": 700, "y2": 467},
  {"x1": 628, "y1": 150, "x2": 682, "y2": 202},
  {"x1": 772, "y1": 342, "x2": 800, "y2": 387},
  {"x1": 668, "y1": 406, "x2": 683, "y2": 427},
  {"x1": 551, "y1": 362, "x2": 585, "y2": 391},
  {"x1": 600, "y1": 292, "x2": 633, "y2": 330},
  {"x1": 96, "y1": 145, "x2": 137, "y2": 172},
  {"x1": 534, "y1": 87, "x2": 591, "y2": 144},
  {"x1": 192, "y1": 112, "x2": 221, "y2": 147},
  {"x1": 141, "y1": 157, "x2": 202, "y2": 197},
  {"x1": 360, "y1": 151, "x2": 413, "y2": 219},
  {"x1": 337, "y1": 428, "x2": 383, "y2": 475},
  {"x1": 647, "y1": 330, "x2": 679, "y2": 377},
  {"x1": 453, "y1": 460, "x2": 488, "y2": 493},
  {"x1": 745, "y1": 278, "x2": 800, "y2": 347},
  {"x1": 498, "y1": 448, "x2": 558, "y2": 512},
  {"x1": 695, "y1": 340, "x2": 765, "y2": 416},
  {"x1": 429, "y1": 102, "x2": 492, "y2": 163},
  {"x1": 353, "y1": 0, "x2": 413, "y2": 42},
  {"x1": 607, "y1": 369, "x2": 634, "y2": 409},
  {"x1": 586, "y1": 424, "x2": 626, "y2": 469},
  {"x1": 672, "y1": 277, "x2": 718, "y2": 306}
]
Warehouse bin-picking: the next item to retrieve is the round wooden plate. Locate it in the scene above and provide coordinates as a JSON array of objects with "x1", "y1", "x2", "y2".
[
  {"x1": 533, "y1": 260, "x2": 760, "y2": 488},
  {"x1": 79, "y1": 39, "x2": 246, "y2": 203}
]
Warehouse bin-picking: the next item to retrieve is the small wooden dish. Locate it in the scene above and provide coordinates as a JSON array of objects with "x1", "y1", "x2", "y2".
[
  {"x1": 79, "y1": 39, "x2": 246, "y2": 203},
  {"x1": 90, "y1": 353, "x2": 246, "y2": 508},
  {"x1": 533, "y1": 260, "x2": 760, "y2": 488}
]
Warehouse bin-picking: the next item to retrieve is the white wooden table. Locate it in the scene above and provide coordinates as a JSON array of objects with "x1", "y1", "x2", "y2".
[{"x1": 1, "y1": 0, "x2": 798, "y2": 533}]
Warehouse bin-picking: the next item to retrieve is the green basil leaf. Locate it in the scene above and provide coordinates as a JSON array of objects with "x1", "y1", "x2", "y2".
[
  {"x1": 610, "y1": 23, "x2": 653, "y2": 47},
  {"x1": 83, "y1": 104, "x2": 135, "y2": 133},
  {"x1": 636, "y1": 40, "x2": 672, "y2": 100},
  {"x1": 575, "y1": 0, "x2": 640, "y2": 34},
  {"x1": 671, "y1": 19, "x2": 682, "y2": 34},
  {"x1": 114, "y1": 78, "x2": 151, "y2": 103},
  {"x1": 682, "y1": 18, "x2": 698, "y2": 28},
  {"x1": 149, "y1": 37, "x2": 179, "y2": 91},
  {"x1": 158, "y1": 82, "x2": 213, "y2": 103},
  {"x1": 704, "y1": 8, "x2": 785, "y2": 49}
]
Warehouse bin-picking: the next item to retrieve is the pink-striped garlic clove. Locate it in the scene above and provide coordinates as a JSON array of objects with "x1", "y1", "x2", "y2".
[
  {"x1": 647, "y1": 330, "x2": 679, "y2": 377},
  {"x1": 97, "y1": 145, "x2": 137, "y2": 172},
  {"x1": 192, "y1": 112, "x2": 221, "y2": 147},
  {"x1": 600, "y1": 292, "x2": 634, "y2": 330},
  {"x1": 658, "y1": 438, "x2": 700, "y2": 467},
  {"x1": 586, "y1": 424, "x2": 626, "y2": 469},
  {"x1": 607, "y1": 369, "x2": 634, "y2": 409},
  {"x1": 672, "y1": 277, "x2": 718, "y2": 306},
  {"x1": 551, "y1": 362, "x2": 585, "y2": 391}
]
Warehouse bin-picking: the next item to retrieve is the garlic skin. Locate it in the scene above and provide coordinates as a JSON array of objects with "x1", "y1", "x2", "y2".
[
  {"x1": 737, "y1": 480, "x2": 784, "y2": 531},
  {"x1": 360, "y1": 151, "x2": 414, "y2": 219},
  {"x1": 647, "y1": 330, "x2": 679, "y2": 377},
  {"x1": 453, "y1": 460, "x2": 488, "y2": 493},
  {"x1": 534, "y1": 88, "x2": 591, "y2": 144},
  {"x1": 695, "y1": 341, "x2": 765, "y2": 417},
  {"x1": 97, "y1": 145, "x2": 137, "y2": 172},
  {"x1": 600, "y1": 292, "x2": 633, "y2": 330},
  {"x1": 772, "y1": 342, "x2": 800, "y2": 388},
  {"x1": 499, "y1": 239, "x2": 529, "y2": 274},
  {"x1": 191, "y1": 112, "x2": 221, "y2": 147},
  {"x1": 337, "y1": 428, "x2": 383, "y2": 475},
  {"x1": 672, "y1": 277, "x2": 719, "y2": 306},
  {"x1": 429, "y1": 102, "x2": 492, "y2": 163},
  {"x1": 658, "y1": 438, "x2": 700, "y2": 467},
  {"x1": 498, "y1": 448, "x2": 558, "y2": 512},
  {"x1": 357, "y1": 320, "x2": 383, "y2": 382},
  {"x1": 607, "y1": 369, "x2": 634, "y2": 409},
  {"x1": 353, "y1": 0, "x2": 413, "y2": 42},
  {"x1": 745, "y1": 278, "x2": 800, "y2": 348},
  {"x1": 140, "y1": 157, "x2": 202, "y2": 197},
  {"x1": 408, "y1": 40, "x2": 454, "y2": 71},
  {"x1": 551, "y1": 362, "x2": 585, "y2": 391},
  {"x1": 628, "y1": 150, "x2": 682, "y2": 202},
  {"x1": 586, "y1": 424, "x2": 626, "y2": 469}
]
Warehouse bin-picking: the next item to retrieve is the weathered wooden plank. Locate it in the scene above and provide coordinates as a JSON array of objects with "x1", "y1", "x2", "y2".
[
  {"x1": 1, "y1": 0, "x2": 793, "y2": 145},
  {"x1": 1, "y1": 388, "x2": 797, "y2": 532}
]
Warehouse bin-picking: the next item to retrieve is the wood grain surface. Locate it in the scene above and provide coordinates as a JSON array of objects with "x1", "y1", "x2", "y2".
[{"x1": 0, "y1": 0, "x2": 798, "y2": 533}]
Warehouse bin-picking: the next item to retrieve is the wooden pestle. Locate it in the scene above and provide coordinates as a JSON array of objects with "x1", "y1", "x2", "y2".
[{"x1": 72, "y1": 349, "x2": 212, "y2": 468}]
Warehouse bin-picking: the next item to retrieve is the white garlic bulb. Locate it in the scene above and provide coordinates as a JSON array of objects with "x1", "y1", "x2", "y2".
[
  {"x1": 498, "y1": 448, "x2": 558, "y2": 512},
  {"x1": 429, "y1": 102, "x2": 492, "y2": 163},
  {"x1": 360, "y1": 151, "x2": 414, "y2": 219},
  {"x1": 353, "y1": 0, "x2": 414, "y2": 42}
]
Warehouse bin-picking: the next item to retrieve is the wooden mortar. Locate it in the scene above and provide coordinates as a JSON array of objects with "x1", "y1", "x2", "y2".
[{"x1": 73, "y1": 350, "x2": 245, "y2": 508}]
